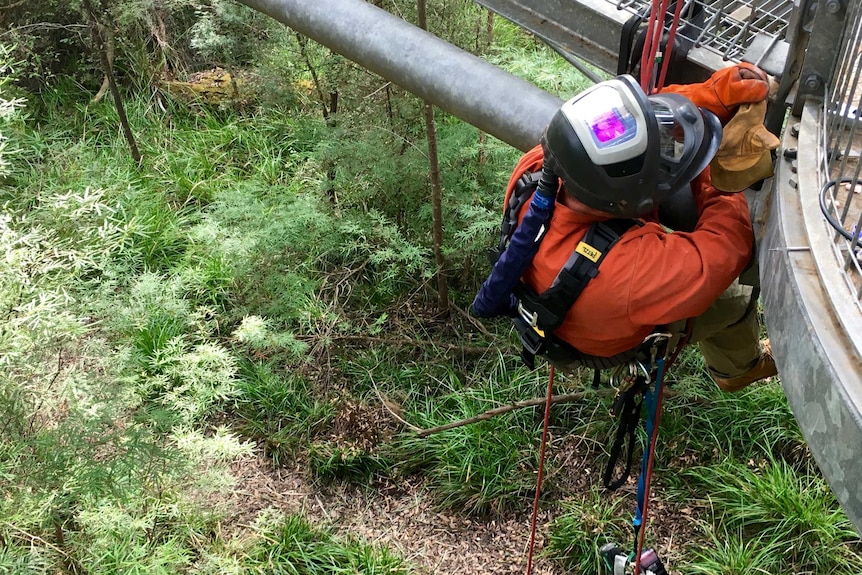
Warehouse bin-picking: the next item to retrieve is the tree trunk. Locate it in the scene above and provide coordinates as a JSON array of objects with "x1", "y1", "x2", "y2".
[
  {"x1": 297, "y1": 33, "x2": 340, "y2": 204},
  {"x1": 326, "y1": 91, "x2": 339, "y2": 204},
  {"x1": 418, "y1": 0, "x2": 449, "y2": 313},
  {"x1": 82, "y1": 0, "x2": 142, "y2": 165},
  {"x1": 477, "y1": 11, "x2": 494, "y2": 170},
  {"x1": 297, "y1": 33, "x2": 331, "y2": 121}
]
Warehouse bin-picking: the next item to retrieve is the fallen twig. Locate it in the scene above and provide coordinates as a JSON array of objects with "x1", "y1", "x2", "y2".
[
  {"x1": 301, "y1": 334, "x2": 493, "y2": 355},
  {"x1": 367, "y1": 370, "x2": 422, "y2": 433},
  {"x1": 1, "y1": 522, "x2": 71, "y2": 558},
  {"x1": 449, "y1": 301, "x2": 498, "y2": 340},
  {"x1": 415, "y1": 388, "x2": 615, "y2": 437}
]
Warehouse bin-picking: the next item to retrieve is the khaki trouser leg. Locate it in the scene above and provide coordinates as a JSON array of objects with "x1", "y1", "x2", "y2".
[{"x1": 690, "y1": 280, "x2": 761, "y2": 379}]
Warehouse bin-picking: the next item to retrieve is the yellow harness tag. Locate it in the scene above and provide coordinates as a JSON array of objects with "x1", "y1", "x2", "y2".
[{"x1": 575, "y1": 241, "x2": 602, "y2": 263}]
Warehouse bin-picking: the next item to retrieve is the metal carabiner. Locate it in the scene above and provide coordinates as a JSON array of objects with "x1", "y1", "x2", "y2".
[
  {"x1": 634, "y1": 360, "x2": 651, "y2": 385},
  {"x1": 611, "y1": 361, "x2": 648, "y2": 392},
  {"x1": 642, "y1": 331, "x2": 673, "y2": 367}
]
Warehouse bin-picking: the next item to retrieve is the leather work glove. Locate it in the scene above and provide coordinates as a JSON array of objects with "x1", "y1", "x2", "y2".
[
  {"x1": 710, "y1": 99, "x2": 780, "y2": 192},
  {"x1": 662, "y1": 62, "x2": 770, "y2": 125}
]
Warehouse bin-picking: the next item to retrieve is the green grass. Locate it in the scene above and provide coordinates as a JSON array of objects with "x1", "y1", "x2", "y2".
[
  {"x1": 686, "y1": 527, "x2": 783, "y2": 575},
  {"x1": 392, "y1": 358, "x2": 552, "y2": 515},
  {"x1": 234, "y1": 361, "x2": 335, "y2": 467},
  {"x1": 307, "y1": 441, "x2": 390, "y2": 482},
  {"x1": 545, "y1": 488, "x2": 632, "y2": 575},
  {"x1": 245, "y1": 513, "x2": 411, "y2": 574},
  {"x1": 678, "y1": 458, "x2": 862, "y2": 574},
  {"x1": 4, "y1": 22, "x2": 861, "y2": 575}
]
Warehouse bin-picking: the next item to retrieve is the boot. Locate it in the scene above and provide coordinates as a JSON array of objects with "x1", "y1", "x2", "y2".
[{"x1": 713, "y1": 340, "x2": 777, "y2": 392}]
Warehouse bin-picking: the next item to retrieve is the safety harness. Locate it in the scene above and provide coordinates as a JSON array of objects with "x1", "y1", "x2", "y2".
[
  {"x1": 489, "y1": 170, "x2": 641, "y2": 372},
  {"x1": 507, "y1": 4, "x2": 696, "y2": 574}
]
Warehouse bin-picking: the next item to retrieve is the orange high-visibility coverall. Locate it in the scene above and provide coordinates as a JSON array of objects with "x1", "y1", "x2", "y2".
[
  {"x1": 504, "y1": 63, "x2": 770, "y2": 358},
  {"x1": 506, "y1": 145, "x2": 752, "y2": 357}
]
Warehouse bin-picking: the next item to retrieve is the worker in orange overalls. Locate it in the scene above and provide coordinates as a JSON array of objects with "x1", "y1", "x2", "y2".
[{"x1": 474, "y1": 63, "x2": 777, "y2": 391}]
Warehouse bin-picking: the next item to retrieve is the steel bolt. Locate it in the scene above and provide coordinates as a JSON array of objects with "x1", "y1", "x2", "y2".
[
  {"x1": 825, "y1": 0, "x2": 843, "y2": 14},
  {"x1": 790, "y1": 123, "x2": 801, "y2": 138},
  {"x1": 804, "y1": 74, "x2": 822, "y2": 90}
]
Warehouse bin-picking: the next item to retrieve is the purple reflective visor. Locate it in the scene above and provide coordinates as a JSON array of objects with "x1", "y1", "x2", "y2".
[
  {"x1": 590, "y1": 110, "x2": 628, "y2": 143},
  {"x1": 587, "y1": 107, "x2": 638, "y2": 150}
]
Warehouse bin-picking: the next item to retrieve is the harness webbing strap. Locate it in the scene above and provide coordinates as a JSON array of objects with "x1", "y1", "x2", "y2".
[
  {"x1": 617, "y1": 9, "x2": 645, "y2": 76},
  {"x1": 516, "y1": 218, "x2": 636, "y2": 339},
  {"x1": 517, "y1": 220, "x2": 631, "y2": 333},
  {"x1": 603, "y1": 377, "x2": 647, "y2": 491},
  {"x1": 492, "y1": 169, "x2": 645, "y2": 371},
  {"x1": 490, "y1": 170, "x2": 542, "y2": 265}
]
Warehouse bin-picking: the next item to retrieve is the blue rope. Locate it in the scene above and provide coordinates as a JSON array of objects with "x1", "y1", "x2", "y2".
[{"x1": 633, "y1": 357, "x2": 665, "y2": 532}]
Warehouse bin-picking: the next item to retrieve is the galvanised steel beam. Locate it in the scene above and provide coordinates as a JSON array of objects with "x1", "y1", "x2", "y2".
[
  {"x1": 471, "y1": 0, "x2": 631, "y2": 75},
  {"x1": 762, "y1": 101, "x2": 862, "y2": 533},
  {"x1": 794, "y1": 0, "x2": 849, "y2": 108},
  {"x1": 234, "y1": 0, "x2": 563, "y2": 152}
]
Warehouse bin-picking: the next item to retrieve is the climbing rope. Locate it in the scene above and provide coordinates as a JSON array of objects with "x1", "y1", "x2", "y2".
[
  {"x1": 639, "y1": 0, "x2": 685, "y2": 94},
  {"x1": 633, "y1": 357, "x2": 667, "y2": 575},
  {"x1": 523, "y1": 322, "x2": 689, "y2": 574},
  {"x1": 525, "y1": 365, "x2": 555, "y2": 574}
]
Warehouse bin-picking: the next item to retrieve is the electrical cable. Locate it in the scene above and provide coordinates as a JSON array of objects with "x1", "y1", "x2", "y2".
[{"x1": 819, "y1": 178, "x2": 862, "y2": 242}]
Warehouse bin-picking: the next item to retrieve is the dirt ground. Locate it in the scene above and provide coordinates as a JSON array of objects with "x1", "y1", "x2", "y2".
[
  {"x1": 214, "y1": 365, "x2": 704, "y2": 574},
  {"x1": 219, "y1": 438, "x2": 699, "y2": 575},
  {"x1": 222, "y1": 454, "x2": 560, "y2": 574}
]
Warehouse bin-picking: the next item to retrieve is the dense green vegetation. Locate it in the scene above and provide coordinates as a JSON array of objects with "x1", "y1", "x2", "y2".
[{"x1": 2, "y1": 1, "x2": 860, "y2": 573}]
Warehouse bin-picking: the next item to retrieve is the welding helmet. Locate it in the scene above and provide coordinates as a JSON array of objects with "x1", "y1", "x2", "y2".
[{"x1": 541, "y1": 74, "x2": 721, "y2": 217}]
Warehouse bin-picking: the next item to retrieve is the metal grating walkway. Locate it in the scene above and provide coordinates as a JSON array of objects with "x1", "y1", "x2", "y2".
[
  {"x1": 472, "y1": 0, "x2": 795, "y2": 80},
  {"x1": 611, "y1": 0, "x2": 793, "y2": 65}
]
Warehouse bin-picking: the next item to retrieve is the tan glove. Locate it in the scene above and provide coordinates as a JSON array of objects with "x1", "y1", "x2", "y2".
[
  {"x1": 662, "y1": 63, "x2": 770, "y2": 125},
  {"x1": 710, "y1": 99, "x2": 780, "y2": 192}
]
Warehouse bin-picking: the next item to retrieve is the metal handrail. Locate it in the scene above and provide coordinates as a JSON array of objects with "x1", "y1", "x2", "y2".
[{"x1": 815, "y1": 0, "x2": 862, "y2": 304}]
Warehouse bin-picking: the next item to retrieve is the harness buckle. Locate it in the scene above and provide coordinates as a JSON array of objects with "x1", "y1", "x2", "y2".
[
  {"x1": 512, "y1": 316, "x2": 547, "y2": 358},
  {"x1": 517, "y1": 301, "x2": 539, "y2": 328}
]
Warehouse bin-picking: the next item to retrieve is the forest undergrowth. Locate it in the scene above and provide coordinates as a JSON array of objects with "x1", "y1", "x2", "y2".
[{"x1": 1, "y1": 5, "x2": 861, "y2": 574}]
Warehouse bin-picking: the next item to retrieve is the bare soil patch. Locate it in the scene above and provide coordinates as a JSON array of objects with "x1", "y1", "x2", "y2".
[
  {"x1": 221, "y1": 454, "x2": 559, "y2": 574},
  {"x1": 220, "y1": 438, "x2": 702, "y2": 574}
]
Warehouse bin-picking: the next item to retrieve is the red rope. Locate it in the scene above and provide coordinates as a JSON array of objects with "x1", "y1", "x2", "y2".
[
  {"x1": 633, "y1": 365, "x2": 667, "y2": 574},
  {"x1": 525, "y1": 326, "x2": 689, "y2": 574},
  {"x1": 656, "y1": 0, "x2": 685, "y2": 91},
  {"x1": 639, "y1": 0, "x2": 667, "y2": 93},
  {"x1": 525, "y1": 365, "x2": 555, "y2": 575},
  {"x1": 640, "y1": 0, "x2": 685, "y2": 94}
]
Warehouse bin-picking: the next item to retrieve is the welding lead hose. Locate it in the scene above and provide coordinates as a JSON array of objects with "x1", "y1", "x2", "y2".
[{"x1": 471, "y1": 164, "x2": 558, "y2": 318}]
